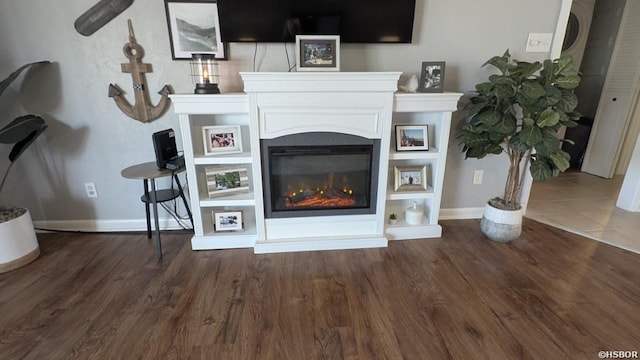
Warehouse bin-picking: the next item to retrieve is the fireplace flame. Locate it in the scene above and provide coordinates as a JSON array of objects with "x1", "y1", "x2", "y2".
[{"x1": 285, "y1": 187, "x2": 355, "y2": 208}]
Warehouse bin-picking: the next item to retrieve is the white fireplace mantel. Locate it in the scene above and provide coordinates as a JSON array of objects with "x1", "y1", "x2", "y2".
[
  {"x1": 240, "y1": 72, "x2": 402, "y2": 92},
  {"x1": 171, "y1": 72, "x2": 462, "y2": 253}
]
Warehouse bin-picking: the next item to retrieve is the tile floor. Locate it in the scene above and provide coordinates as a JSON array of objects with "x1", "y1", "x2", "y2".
[{"x1": 526, "y1": 170, "x2": 640, "y2": 254}]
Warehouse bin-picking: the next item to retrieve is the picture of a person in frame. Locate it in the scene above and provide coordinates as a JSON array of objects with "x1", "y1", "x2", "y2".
[
  {"x1": 399, "y1": 129, "x2": 425, "y2": 147},
  {"x1": 210, "y1": 132, "x2": 235, "y2": 148},
  {"x1": 303, "y1": 43, "x2": 333, "y2": 65},
  {"x1": 423, "y1": 65, "x2": 442, "y2": 89},
  {"x1": 401, "y1": 171, "x2": 422, "y2": 185}
]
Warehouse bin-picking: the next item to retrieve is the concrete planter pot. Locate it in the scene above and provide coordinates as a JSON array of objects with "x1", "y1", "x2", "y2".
[
  {"x1": 0, "y1": 208, "x2": 40, "y2": 273},
  {"x1": 480, "y1": 202, "x2": 523, "y2": 242}
]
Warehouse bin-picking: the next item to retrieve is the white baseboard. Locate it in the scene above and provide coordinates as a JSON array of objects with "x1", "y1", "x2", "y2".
[
  {"x1": 33, "y1": 218, "x2": 190, "y2": 233},
  {"x1": 33, "y1": 208, "x2": 481, "y2": 233},
  {"x1": 439, "y1": 207, "x2": 484, "y2": 220}
]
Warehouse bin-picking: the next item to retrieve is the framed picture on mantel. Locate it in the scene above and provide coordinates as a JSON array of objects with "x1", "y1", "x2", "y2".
[
  {"x1": 296, "y1": 35, "x2": 340, "y2": 72},
  {"x1": 213, "y1": 210, "x2": 244, "y2": 232},
  {"x1": 396, "y1": 125, "x2": 429, "y2": 151},
  {"x1": 202, "y1": 125, "x2": 242, "y2": 155},
  {"x1": 419, "y1": 61, "x2": 445, "y2": 93},
  {"x1": 205, "y1": 165, "x2": 250, "y2": 198},
  {"x1": 394, "y1": 165, "x2": 428, "y2": 192}
]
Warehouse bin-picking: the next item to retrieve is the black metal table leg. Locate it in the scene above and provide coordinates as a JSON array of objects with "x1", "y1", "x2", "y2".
[
  {"x1": 143, "y1": 179, "x2": 152, "y2": 239},
  {"x1": 150, "y1": 179, "x2": 163, "y2": 258},
  {"x1": 174, "y1": 174, "x2": 194, "y2": 228}
]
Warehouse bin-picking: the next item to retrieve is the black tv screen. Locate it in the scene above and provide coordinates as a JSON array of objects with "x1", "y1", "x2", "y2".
[{"x1": 217, "y1": 0, "x2": 416, "y2": 43}]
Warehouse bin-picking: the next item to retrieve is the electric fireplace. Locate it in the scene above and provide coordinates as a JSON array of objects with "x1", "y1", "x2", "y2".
[{"x1": 262, "y1": 132, "x2": 380, "y2": 218}]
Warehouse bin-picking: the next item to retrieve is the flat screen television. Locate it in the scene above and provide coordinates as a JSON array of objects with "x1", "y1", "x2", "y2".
[{"x1": 217, "y1": 0, "x2": 416, "y2": 43}]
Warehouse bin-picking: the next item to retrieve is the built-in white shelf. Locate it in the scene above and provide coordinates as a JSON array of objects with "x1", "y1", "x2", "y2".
[
  {"x1": 389, "y1": 147, "x2": 440, "y2": 160},
  {"x1": 198, "y1": 192, "x2": 256, "y2": 207},
  {"x1": 386, "y1": 188, "x2": 435, "y2": 200},
  {"x1": 193, "y1": 152, "x2": 253, "y2": 165}
]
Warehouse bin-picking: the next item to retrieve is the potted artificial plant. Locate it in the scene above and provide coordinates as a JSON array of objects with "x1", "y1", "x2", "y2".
[
  {"x1": 0, "y1": 61, "x2": 50, "y2": 273},
  {"x1": 460, "y1": 50, "x2": 581, "y2": 242}
]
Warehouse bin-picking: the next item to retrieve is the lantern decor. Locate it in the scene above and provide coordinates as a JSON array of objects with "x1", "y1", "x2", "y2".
[{"x1": 190, "y1": 54, "x2": 220, "y2": 94}]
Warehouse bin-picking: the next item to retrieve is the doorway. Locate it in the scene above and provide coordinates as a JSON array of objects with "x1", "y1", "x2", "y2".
[
  {"x1": 526, "y1": 0, "x2": 640, "y2": 254},
  {"x1": 579, "y1": 0, "x2": 640, "y2": 179},
  {"x1": 564, "y1": 0, "x2": 626, "y2": 175},
  {"x1": 527, "y1": 0, "x2": 640, "y2": 253}
]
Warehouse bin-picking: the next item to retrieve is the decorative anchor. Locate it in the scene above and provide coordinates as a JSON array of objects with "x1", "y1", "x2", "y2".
[{"x1": 108, "y1": 19, "x2": 172, "y2": 123}]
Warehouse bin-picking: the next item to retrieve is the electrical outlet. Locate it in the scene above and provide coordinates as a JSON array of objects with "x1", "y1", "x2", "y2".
[
  {"x1": 473, "y1": 170, "x2": 483, "y2": 185},
  {"x1": 84, "y1": 182, "x2": 98, "y2": 198}
]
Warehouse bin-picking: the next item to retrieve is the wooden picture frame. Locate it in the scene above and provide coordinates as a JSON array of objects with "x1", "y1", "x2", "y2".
[
  {"x1": 164, "y1": 0, "x2": 227, "y2": 60},
  {"x1": 419, "y1": 61, "x2": 445, "y2": 93},
  {"x1": 394, "y1": 165, "x2": 428, "y2": 192},
  {"x1": 205, "y1": 166, "x2": 250, "y2": 198},
  {"x1": 202, "y1": 125, "x2": 242, "y2": 155},
  {"x1": 296, "y1": 35, "x2": 340, "y2": 72},
  {"x1": 213, "y1": 210, "x2": 243, "y2": 232},
  {"x1": 396, "y1": 125, "x2": 429, "y2": 151}
]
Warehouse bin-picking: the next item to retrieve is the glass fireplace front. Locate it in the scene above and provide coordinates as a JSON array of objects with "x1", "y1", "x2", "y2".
[{"x1": 261, "y1": 133, "x2": 380, "y2": 218}]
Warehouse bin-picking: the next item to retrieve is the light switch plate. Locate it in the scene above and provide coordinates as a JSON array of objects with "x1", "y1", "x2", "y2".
[{"x1": 526, "y1": 33, "x2": 553, "y2": 53}]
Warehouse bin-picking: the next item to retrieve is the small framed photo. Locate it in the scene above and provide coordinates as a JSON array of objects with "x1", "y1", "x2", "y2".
[
  {"x1": 202, "y1": 125, "x2": 242, "y2": 155},
  {"x1": 396, "y1": 125, "x2": 429, "y2": 151},
  {"x1": 419, "y1": 61, "x2": 445, "y2": 93},
  {"x1": 394, "y1": 166, "x2": 428, "y2": 192},
  {"x1": 205, "y1": 166, "x2": 250, "y2": 198},
  {"x1": 213, "y1": 210, "x2": 243, "y2": 232},
  {"x1": 164, "y1": 0, "x2": 227, "y2": 60},
  {"x1": 296, "y1": 35, "x2": 340, "y2": 72}
]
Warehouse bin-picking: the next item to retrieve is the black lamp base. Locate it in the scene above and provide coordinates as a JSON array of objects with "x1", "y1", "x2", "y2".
[{"x1": 194, "y1": 83, "x2": 220, "y2": 94}]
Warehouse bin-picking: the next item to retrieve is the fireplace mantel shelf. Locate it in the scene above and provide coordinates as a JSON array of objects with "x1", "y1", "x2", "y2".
[{"x1": 171, "y1": 72, "x2": 462, "y2": 253}]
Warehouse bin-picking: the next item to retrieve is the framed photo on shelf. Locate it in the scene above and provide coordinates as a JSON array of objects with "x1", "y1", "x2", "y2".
[
  {"x1": 296, "y1": 35, "x2": 340, "y2": 72},
  {"x1": 202, "y1": 125, "x2": 242, "y2": 155},
  {"x1": 164, "y1": 0, "x2": 227, "y2": 60},
  {"x1": 213, "y1": 210, "x2": 243, "y2": 232},
  {"x1": 396, "y1": 125, "x2": 429, "y2": 151},
  {"x1": 205, "y1": 165, "x2": 250, "y2": 198},
  {"x1": 394, "y1": 165, "x2": 428, "y2": 192},
  {"x1": 419, "y1": 61, "x2": 445, "y2": 93}
]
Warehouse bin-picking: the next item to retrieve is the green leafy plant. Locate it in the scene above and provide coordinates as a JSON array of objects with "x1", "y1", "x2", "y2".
[
  {"x1": 0, "y1": 61, "x2": 50, "y2": 196},
  {"x1": 389, "y1": 213, "x2": 397, "y2": 220},
  {"x1": 460, "y1": 50, "x2": 581, "y2": 210}
]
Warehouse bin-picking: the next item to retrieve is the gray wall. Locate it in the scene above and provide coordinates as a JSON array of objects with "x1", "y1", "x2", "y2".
[{"x1": 0, "y1": 0, "x2": 562, "y2": 228}]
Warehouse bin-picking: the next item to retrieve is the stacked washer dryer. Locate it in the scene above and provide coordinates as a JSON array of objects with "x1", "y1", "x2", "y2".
[
  {"x1": 560, "y1": 0, "x2": 597, "y2": 168},
  {"x1": 562, "y1": 0, "x2": 596, "y2": 71}
]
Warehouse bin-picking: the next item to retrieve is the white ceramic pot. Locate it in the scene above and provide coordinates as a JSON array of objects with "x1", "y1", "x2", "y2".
[
  {"x1": 0, "y1": 208, "x2": 40, "y2": 273},
  {"x1": 480, "y1": 202, "x2": 523, "y2": 242},
  {"x1": 405, "y1": 202, "x2": 424, "y2": 225}
]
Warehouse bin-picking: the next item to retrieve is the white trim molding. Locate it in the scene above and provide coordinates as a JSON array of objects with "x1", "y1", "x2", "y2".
[
  {"x1": 33, "y1": 218, "x2": 190, "y2": 233},
  {"x1": 439, "y1": 207, "x2": 485, "y2": 220}
]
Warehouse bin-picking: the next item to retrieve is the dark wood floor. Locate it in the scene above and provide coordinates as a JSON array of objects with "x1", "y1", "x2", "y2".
[{"x1": 1, "y1": 219, "x2": 639, "y2": 360}]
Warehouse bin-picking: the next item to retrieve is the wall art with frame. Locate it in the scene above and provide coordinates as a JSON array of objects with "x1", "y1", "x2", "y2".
[
  {"x1": 212, "y1": 210, "x2": 243, "y2": 232},
  {"x1": 205, "y1": 165, "x2": 250, "y2": 198},
  {"x1": 164, "y1": 0, "x2": 227, "y2": 60},
  {"x1": 396, "y1": 125, "x2": 429, "y2": 151},
  {"x1": 296, "y1": 35, "x2": 340, "y2": 72},
  {"x1": 419, "y1": 61, "x2": 445, "y2": 93},
  {"x1": 202, "y1": 125, "x2": 242, "y2": 155},
  {"x1": 393, "y1": 165, "x2": 428, "y2": 192}
]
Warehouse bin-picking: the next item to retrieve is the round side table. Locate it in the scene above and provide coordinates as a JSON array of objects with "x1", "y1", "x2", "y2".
[{"x1": 121, "y1": 162, "x2": 193, "y2": 258}]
